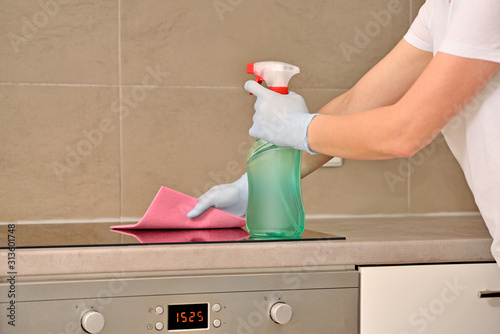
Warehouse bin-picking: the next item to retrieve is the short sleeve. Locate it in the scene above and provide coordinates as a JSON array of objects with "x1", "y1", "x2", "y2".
[
  {"x1": 404, "y1": 0, "x2": 434, "y2": 52},
  {"x1": 440, "y1": 0, "x2": 500, "y2": 62}
]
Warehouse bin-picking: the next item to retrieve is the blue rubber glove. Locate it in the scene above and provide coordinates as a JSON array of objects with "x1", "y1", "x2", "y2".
[
  {"x1": 187, "y1": 173, "x2": 248, "y2": 219},
  {"x1": 244, "y1": 80, "x2": 319, "y2": 154}
]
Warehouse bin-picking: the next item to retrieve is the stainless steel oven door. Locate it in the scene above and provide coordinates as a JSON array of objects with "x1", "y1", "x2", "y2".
[{"x1": 0, "y1": 268, "x2": 359, "y2": 333}]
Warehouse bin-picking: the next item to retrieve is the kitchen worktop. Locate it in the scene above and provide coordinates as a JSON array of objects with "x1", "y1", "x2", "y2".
[{"x1": 1, "y1": 215, "x2": 495, "y2": 277}]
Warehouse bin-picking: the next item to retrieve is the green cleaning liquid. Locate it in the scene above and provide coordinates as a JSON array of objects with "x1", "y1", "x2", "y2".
[{"x1": 245, "y1": 139, "x2": 305, "y2": 237}]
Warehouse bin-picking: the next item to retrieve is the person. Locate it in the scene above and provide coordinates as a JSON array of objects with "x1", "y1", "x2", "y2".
[{"x1": 188, "y1": 0, "x2": 500, "y2": 266}]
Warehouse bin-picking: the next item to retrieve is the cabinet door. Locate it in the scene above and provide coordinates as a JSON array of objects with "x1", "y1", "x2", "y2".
[{"x1": 359, "y1": 263, "x2": 500, "y2": 334}]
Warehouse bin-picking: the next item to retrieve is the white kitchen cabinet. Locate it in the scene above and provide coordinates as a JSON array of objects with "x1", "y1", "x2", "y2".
[{"x1": 359, "y1": 262, "x2": 500, "y2": 334}]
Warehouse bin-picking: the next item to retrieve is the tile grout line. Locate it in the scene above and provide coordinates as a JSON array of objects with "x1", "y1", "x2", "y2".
[
  {"x1": 407, "y1": 158, "x2": 412, "y2": 213},
  {"x1": 0, "y1": 82, "x2": 348, "y2": 91},
  {"x1": 118, "y1": 0, "x2": 124, "y2": 219},
  {"x1": 0, "y1": 82, "x2": 119, "y2": 88}
]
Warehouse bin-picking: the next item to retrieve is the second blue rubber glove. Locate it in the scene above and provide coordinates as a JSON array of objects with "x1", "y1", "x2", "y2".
[{"x1": 187, "y1": 173, "x2": 248, "y2": 219}]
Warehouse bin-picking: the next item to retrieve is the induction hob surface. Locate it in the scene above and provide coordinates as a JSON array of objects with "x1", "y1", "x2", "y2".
[{"x1": 0, "y1": 222, "x2": 345, "y2": 249}]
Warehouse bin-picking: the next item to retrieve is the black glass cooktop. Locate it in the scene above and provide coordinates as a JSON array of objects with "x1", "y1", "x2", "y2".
[{"x1": 0, "y1": 222, "x2": 345, "y2": 249}]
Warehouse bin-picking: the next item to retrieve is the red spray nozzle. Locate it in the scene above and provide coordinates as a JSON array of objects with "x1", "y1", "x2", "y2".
[
  {"x1": 247, "y1": 63, "x2": 264, "y2": 85},
  {"x1": 247, "y1": 61, "x2": 300, "y2": 95}
]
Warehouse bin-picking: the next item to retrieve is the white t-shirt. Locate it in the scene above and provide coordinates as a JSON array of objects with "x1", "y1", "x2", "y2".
[{"x1": 404, "y1": 0, "x2": 500, "y2": 266}]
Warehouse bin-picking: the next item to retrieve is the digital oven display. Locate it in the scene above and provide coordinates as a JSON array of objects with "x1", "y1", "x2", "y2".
[{"x1": 168, "y1": 303, "x2": 209, "y2": 331}]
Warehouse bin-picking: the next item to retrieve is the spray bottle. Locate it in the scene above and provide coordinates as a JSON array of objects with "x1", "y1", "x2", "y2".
[{"x1": 245, "y1": 61, "x2": 305, "y2": 237}]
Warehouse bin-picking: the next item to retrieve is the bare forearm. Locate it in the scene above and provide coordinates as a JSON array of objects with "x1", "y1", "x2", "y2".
[{"x1": 307, "y1": 105, "x2": 412, "y2": 160}]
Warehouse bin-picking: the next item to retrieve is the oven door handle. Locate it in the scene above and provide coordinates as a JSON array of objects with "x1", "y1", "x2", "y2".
[{"x1": 478, "y1": 290, "x2": 500, "y2": 298}]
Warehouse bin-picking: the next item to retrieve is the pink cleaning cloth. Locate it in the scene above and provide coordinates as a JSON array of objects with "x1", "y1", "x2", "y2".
[
  {"x1": 111, "y1": 186, "x2": 246, "y2": 230},
  {"x1": 111, "y1": 228, "x2": 250, "y2": 244}
]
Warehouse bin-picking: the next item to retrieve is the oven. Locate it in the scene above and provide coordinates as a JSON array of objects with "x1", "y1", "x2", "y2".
[{"x1": 1, "y1": 268, "x2": 358, "y2": 333}]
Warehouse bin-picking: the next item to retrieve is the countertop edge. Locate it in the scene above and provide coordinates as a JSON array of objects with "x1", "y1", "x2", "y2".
[{"x1": 2, "y1": 236, "x2": 494, "y2": 277}]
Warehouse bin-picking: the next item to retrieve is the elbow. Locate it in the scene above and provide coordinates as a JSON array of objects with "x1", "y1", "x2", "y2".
[
  {"x1": 392, "y1": 144, "x2": 420, "y2": 158},
  {"x1": 382, "y1": 110, "x2": 435, "y2": 159},
  {"x1": 387, "y1": 133, "x2": 431, "y2": 158},
  {"x1": 375, "y1": 103, "x2": 441, "y2": 159},
  {"x1": 371, "y1": 139, "x2": 420, "y2": 159}
]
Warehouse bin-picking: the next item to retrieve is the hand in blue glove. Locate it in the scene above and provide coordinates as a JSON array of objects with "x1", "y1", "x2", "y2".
[
  {"x1": 187, "y1": 173, "x2": 248, "y2": 219},
  {"x1": 244, "y1": 80, "x2": 319, "y2": 154}
]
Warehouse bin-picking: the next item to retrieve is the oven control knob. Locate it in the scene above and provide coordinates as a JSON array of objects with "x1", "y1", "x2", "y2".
[
  {"x1": 81, "y1": 310, "x2": 105, "y2": 333},
  {"x1": 270, "y1": 302, "x2": 293, "y2": 324}
]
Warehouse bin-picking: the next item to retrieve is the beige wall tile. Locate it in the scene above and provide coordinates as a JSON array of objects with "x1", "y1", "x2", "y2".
[
  {"x1": 0, "y1": 0, "x2": 118, "y2": 84},
  {"x1": 121, "y1": 0, "x2": 411, "y2": 89},
  {"x1": 0, "y1": 85, "x2": 120, "y2": 221},
  {"x1": 409, "y1": 134, "x2": 478, "y2": 213}
]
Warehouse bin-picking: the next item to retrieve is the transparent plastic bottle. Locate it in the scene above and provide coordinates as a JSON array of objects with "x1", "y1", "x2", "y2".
[{"x1": 245, "y1": 138, "x2": 305, "y2": 237}]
